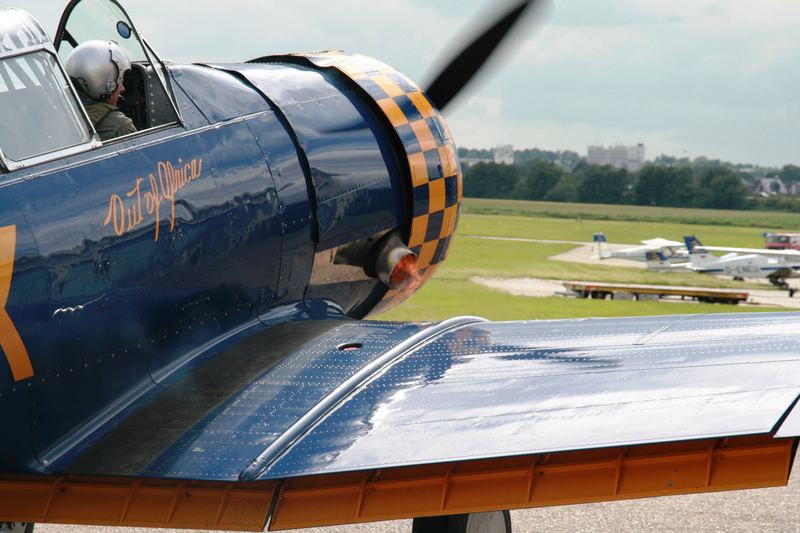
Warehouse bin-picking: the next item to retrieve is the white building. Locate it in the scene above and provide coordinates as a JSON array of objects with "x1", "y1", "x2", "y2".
[
  {"x1": 460, "y1": 157, "x2": 493, "y2": 169},
  {"x1": 754, "y1": 177, "x2": 788, "y2": 196},
  {"x1": 587, "y1": 143, "x2": 646, "y2": 172},
  {"x1": 493, "y1": 145, "x2": 514, "y2": 165}
]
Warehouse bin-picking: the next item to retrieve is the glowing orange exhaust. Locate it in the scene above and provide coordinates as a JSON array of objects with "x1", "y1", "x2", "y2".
[
  {"x1": 389, "y1": 252, "x2": 420, "y2": 289},
  {"x1": 373, "y1": 233, "x2": 419, "y2": 290}
]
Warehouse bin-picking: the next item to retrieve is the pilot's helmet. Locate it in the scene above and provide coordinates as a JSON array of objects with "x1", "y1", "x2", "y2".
[{"x1": 66, "y1": 40, "x2": 131, "y2": 101}]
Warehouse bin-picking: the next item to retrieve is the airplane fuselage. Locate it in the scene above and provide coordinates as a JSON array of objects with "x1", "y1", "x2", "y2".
[
  {"x1": 609, "y1": 245, "x2": 687, "y2": 263},
  {"x1": 691, "y1": 253, "x2": 800, "y2": 281},
  {"x1": 0, "y1": 55, "x2": 461, "y2": 474}
]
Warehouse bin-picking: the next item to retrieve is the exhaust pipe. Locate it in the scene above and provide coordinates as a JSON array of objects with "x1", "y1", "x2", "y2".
[
  {"x1": 331, "y1": 230, "x2": 419, "y2": 290},
  {"x1": 372, "y1": 233, "x2": 418, "y2": 290}
]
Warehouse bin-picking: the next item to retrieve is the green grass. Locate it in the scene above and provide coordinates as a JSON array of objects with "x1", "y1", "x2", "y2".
[
  {"x1": 459, "y1": 214, "x2": 766, "y2": 248},
  {"x1": 377, "y1": 278, "x2": 777, "y2": 322},
  {"x1": 374, "y1": 202, "x2": 800, "y2": 322},
  {"x1": 463, "y1": 198, "x2": 800, "y2": 230},
  {"x1": 436, "y1": 237, "x2": 763, "y2": 289}
]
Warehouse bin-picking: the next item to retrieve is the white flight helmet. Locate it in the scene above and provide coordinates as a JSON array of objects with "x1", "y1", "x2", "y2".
[{"x1": 66, "y1": 40, "x2": 131, "y2": 101}]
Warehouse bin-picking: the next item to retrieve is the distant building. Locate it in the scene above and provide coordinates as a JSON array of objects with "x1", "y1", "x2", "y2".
[
  {"x1": 461, "y1": 145, "x2": 515, "y2": 168},
  {"x1": 587, "y1": 143, "x2": 646, "y2": 172},
  {"x1": 493, "y1": 145, "x2": 514, "y2": 165},
  {"x1": 460, "y1": 157, "x2": 493, "y2": 169},
  {"x1": 754, "y1": 177, "x2": 788, "y2": 196}
]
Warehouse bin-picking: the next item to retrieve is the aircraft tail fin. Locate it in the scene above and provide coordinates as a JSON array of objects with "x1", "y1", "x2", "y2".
[
  {"x1": 683, "y1": 235, "x2": 703, "y2": 253},
  {"x1": 593, "y1": 232, "x2": 608, "y2": 259},
  {"x1": 682, "y1": 236, "x2": 717, "y2": 268}
]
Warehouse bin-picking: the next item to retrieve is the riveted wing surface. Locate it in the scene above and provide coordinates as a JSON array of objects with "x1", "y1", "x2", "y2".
[
  {"x1": 4, "y1": 313, "x2": 800, "y2": 531},
  {"x1": 46, "y1": 312, "x2": 800, "y2": 482},
  {"x1": 259, "y1": 312, "x2": 800, "y2": 479}
]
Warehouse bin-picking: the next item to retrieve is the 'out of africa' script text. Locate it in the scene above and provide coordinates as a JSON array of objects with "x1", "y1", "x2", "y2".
[{"x1": 103, "y1": 158, "x2": 204, "y2": 242}]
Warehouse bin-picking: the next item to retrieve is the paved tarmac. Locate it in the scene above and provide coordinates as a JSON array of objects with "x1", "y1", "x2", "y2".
[{"x1": 36, "y1": 461, "x2": 800, "y2": 532}]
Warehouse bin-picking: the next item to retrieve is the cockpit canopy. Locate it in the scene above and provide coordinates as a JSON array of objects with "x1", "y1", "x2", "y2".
[
  {"x1": 0, "y1": 0, "x2": 181, "y2": 173},
  {"x1": 0, "y1": 8, "x2": 49, "y2": 51},
  {"x1": 0, "y1": 8, "x2": 97, "y2": 170}
]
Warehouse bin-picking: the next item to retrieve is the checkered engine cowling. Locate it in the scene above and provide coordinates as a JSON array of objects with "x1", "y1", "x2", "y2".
[{"x1": 293, "y1": 52, "x2": 463, "y2": 315}]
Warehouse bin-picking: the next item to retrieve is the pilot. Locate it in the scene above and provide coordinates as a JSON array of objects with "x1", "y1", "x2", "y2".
[{"x1": 66, "y1": 40, "x2": 137, "y2": 141}]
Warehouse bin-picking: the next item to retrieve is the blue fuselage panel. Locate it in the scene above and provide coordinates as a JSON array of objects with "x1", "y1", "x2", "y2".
[
  {"x1": 0, "y1": 66, "x2": 296, "y2": 470},
  {"x1": 214, "y1": 63, "x2": 406, "y2": 251},
  {"x1": 8, "y1": 120, "x2": 284, "y2": 461},
  {"x1": 0, "y1": 59, "x2": 408, "y2": 474}
]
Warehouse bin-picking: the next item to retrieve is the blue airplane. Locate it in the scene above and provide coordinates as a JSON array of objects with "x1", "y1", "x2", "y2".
[{"x1": 0, "y1": 2, "x2": 799, "y2": 532}]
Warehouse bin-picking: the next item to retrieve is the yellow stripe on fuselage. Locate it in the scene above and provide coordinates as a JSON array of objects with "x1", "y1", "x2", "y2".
[{"x1": 0, "y1": 225, "x2": 32, "y2": 381}]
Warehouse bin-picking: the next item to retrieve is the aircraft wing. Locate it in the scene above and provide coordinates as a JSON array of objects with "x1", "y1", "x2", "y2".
[
  {"x1": 9, "y1": 313, "x2": 800, "y2": 531},
  {"x1": 641, "y1": 237, "x2": 684, "y2": 248},
  {"x1": 696, "y1": 245, "x2": 800, "y2": 258}
]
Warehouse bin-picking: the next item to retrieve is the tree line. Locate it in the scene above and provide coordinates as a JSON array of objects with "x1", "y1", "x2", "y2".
[{"x1": 461, "y1": 153, "x2": 800, "y2": 211}]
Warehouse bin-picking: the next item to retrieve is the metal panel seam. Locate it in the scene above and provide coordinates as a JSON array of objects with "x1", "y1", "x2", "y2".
[
  {"x1": 205, "y1": 65, "x2": 318, "y2": 242},
  {"x1": 634, "y1": 313, "x2": 697, "y2": 345},
  {"x1": 239, "y1": 316, "x2": 488, "y2": 481}
]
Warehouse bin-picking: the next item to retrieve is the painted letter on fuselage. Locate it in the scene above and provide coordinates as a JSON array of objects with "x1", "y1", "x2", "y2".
[{"x1": 0, "y1": 225, "x2": 32, "y2": 381}]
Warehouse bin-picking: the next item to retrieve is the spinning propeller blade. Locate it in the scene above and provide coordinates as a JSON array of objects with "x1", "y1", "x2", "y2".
[{"x1": 425, "y1": 0, "x2": 541, "y2": 112}]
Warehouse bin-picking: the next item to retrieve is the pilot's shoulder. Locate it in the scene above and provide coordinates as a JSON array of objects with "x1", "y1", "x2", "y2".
[
  {"x1": 85, "y1": 102, "x2": 116, "y2": 125},
  {"x1": 107, "y1": 111, "x2": 137, "y2": 136},
  {"x1": 93, "y1": 106, "x2": 136, "y2": 140}
]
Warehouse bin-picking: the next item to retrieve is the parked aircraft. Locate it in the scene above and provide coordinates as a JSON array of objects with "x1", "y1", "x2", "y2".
[
  {"x1": 684, "y1": 236, "x2": 800, "y2": 294},
  {"x1": 592, "y1": 232, "x2": 688, "y2": 263},
  {"x1": 0, "y1": 2, "x2": 799, "y2": 533}
]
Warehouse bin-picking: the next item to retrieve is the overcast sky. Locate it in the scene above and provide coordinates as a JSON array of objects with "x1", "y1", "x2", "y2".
[{"x1": 14, "y1": 0, "x2": 800, "y2": 167}]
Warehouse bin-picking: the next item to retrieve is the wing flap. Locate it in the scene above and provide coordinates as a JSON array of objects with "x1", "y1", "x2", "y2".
[{"x1": 268, "y1": 435, "x2": 794, "y2": 531}]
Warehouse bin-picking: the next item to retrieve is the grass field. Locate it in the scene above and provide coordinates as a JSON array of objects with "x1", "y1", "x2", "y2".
[
  {"x1": 459, "y1": 214, "x2": 766, "y2": 248},
  {"x1": 430, "y1": 237, "x2": 761, "y2": 289},
  {"x1": 464, "y1": 198, "x2": 800, "y2": 230},
  {"x1": 376, "y1": 200, "x2": 798, "y2": 321},
  {"x1": 377, "y1": 278, "x2": 767, "y2": 322}
]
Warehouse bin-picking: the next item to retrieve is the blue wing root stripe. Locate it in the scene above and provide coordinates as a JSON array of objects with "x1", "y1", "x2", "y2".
[
  {"x1": 238, "y1": 316, "x2": 488, "y2": 481},
  {"x1": 61, "y1": 320, "x2": 347, "y2": 475}
]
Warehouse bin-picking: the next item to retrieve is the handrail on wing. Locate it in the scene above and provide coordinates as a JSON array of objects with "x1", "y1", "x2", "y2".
[{"x1": 239, "y1": 315, "x2": 488, "y2": 481}]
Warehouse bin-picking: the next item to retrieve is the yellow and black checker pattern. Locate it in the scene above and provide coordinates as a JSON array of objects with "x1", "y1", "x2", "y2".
[{"x1": 294, "y1": 52, "x2": 464, "y2": 314}]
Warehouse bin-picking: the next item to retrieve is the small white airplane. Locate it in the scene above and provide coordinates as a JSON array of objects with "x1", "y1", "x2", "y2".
[
  {"x1": 592, "y1": 232, "x2": 688, "y2": 263},
  {"x1": 647, "y1": 236, "x2": 800, "y2": 295}
]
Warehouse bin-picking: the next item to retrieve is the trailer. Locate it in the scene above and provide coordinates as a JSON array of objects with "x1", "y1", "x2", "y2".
[{"x1": 563, "y1": 281, "x2": 749, "y2": 305}]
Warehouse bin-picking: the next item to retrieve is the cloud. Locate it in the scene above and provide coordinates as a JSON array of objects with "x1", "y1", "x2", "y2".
[
  {"x1": 8, "y1": 0, "x2": 799, "y2": 166},
  {"x1": 465, "y1": 96, "x2": 504, "y2": 120}
]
